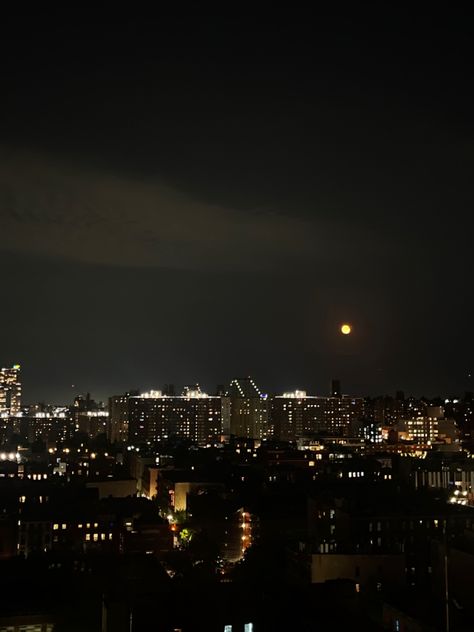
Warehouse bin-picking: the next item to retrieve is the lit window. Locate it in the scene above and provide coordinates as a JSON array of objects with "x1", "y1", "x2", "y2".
[
  {"x1": 85, "y1": 534, "x2": 91, "y2": 541},
  {"x1": 93, "y1": 533, "x2": 98, "y2": 541},
  {"x1": 53, "y1": 524, "x2": 59, "y2": 530},
  {"x1": 62, "y1": 523, "x2": 67, "y2": 530}
]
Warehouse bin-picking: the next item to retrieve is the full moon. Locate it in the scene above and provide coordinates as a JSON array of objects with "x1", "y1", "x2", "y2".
[{"x1": 341, "y1": 324, "x2": 352, "y2": 335}]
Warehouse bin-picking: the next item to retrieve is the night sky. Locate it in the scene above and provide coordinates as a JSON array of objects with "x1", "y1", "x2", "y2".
[{"x1": 1, "y1": 12, "x2": 473, "y2": 403}]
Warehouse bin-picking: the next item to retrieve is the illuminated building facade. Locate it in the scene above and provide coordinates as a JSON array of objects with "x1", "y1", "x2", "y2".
[
  {"x1": 222, "y1": 377, "x2": 269, "y2": 439},
  {"x1": 108, "y1": 390, "x2": 138, "y2": 443},
  {"x1": 271, "y1": 390, "x2": 364, "y2": 440},
  {"x1": 272, "y1": 391, "x2": 307, "y2": 440},
  {"x1": 320, "y1": 395, "x2": 364, "y2": 436},
  {"x1": 390, "y1": 406, "x2": 459, "y2": 447},
  {"x1": 17, "y1": 498, "x2": 172, "y2": 558},
  {"x1": 271, "y1": 391, "x2": 323, "y2": 440},
  {"x1": 0, "y1": 364, "x2": 21, "y2": 414},
  {"x1": 108, "y1": 393, "x2": 128, "y2": 443},
  {"x1": 76, "y1": 410, "x2": 109, "y2": 437},
  {"x1": 128, "y1": 386, "x2": 222, "y2": 445},
  {"x1": 20, "y1": 409, "x2": 73, "y2": 443},
  {"x1": 363, "y1": 394, "x2": 427, "y2": 426}
]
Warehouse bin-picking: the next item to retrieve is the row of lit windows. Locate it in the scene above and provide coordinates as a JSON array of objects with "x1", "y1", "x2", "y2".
[
  {"x1": 53, "y1": 522, "x2": 99, "y2": 530},
  {"x1": 85, "y1": 533, "x2": 113, "y2": 541},
  {"x1": 368, "y1": 519, "x2": 440, "y2": 530}
]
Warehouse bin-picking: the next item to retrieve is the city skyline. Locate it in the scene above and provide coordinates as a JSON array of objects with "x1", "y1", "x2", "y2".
[
  {"x1": 3, "y1": 362, "x2": 474, "y2": 407},
  {"x1": 3, "y1": 362, "x2": 469, "y2": 450},
  {"x1": 3, "y1": 361, "x2": 473, "y2": 415}
]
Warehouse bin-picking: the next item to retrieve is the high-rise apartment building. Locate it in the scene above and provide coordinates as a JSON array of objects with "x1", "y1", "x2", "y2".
[
  {"x1": 108, "y1": 390, "x2": 139, "y2": 443},
  {"x1": 271, "y1": 389, "x2": 364, "y2": 440},
  {"x1": 0, "y1": 364, "x2": 21, "y2": 414},
  {"x1": 222, "y1": 377, "x2": 269, "y2": 440},
  {"x1": 321, "y1": 395, "x2": 364, "y2": 436},
  {"x1": 271, "y1": 391, "x2": 320, "y2": 440},
  {"x1": 128, "y1": 386, "x2": 222, "y2": 445}
]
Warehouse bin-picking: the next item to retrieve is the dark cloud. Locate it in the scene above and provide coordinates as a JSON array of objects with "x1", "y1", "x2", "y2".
[{"x1": 0, "y1": 147, "x2": 320, "y2": 270}]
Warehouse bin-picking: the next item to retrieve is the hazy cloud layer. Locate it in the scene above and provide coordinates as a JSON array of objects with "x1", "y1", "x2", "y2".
[{"x1": 0, "y1": 148, "x2": 321, "y2": 270}]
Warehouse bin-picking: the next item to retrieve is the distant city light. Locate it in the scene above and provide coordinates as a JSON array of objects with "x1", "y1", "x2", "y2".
[{"x1": 341, "y1": 323, "x2": 352, "y2": 335}]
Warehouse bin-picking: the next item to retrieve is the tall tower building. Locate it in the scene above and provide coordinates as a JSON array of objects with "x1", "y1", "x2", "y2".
[
  {"x1": 0, "y1": 365, "x2": 21, "y2": 414},
  {"x1": 222, "y1": 377, "x2": 269, "y2": 440},
  {"x1": 108, "y1": 390, "x2": 139, "y2": 443}
]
